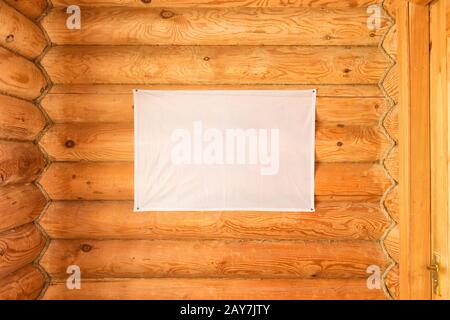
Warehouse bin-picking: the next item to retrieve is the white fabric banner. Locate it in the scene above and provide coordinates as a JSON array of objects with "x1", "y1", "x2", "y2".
[{"x1": 134, "y1": 90, "x2": 316, "y2": 212}]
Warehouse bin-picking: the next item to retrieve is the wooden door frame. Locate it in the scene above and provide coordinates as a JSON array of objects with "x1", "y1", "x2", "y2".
[{"x1": 399, "y1": 0, "x2": 449, "y2": 300}]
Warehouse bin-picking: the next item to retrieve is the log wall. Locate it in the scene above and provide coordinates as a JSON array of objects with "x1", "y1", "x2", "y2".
[
  {"x1": 34, "y1": 0, "x2": 399, "y2": 300},
  {"x1": 0, "y1": 0, "x2": 49, "y2": 300}
]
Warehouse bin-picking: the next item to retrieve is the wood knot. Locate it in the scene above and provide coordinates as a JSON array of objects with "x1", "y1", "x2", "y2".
[
  {"x1": 369, "y1": 32, "x2": 376, "y2": 38},
  {"x1": 337, "y1": 141, "x2": 343, "y2": 147},
  {"x1": 337, "y1": 124, "x2": 345, "y2": 128},
  {"x1": 343, "y1": 68, "x2": 351, "y2": 74},
  {"x1": 65, "y1": 140, "x2": 75, "y2": 148},
  {"x1": 80, "y1": 244, "x2": 92, "y2": 252},
  {"x1": 203, "y1": 56, "x2": 210, "y2": 61},
  {"x1": 6, "y1": 34, "x2": 14, "y2": 43},
  {"x1": 160, "y1": 10, "x2": 174, "y2": 19},
  {"x1": 141, "y1": 0, "x2": 151, "y2": 3},
  {"x1": 0, "y1": 249, "x2": 5, "y2": 256}
]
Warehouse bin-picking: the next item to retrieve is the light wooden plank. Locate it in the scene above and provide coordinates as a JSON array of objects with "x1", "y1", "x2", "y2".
[
  {"x1": 40, "y1": 123, "x2": 388, "y2": 162},
  {"x1": 43, "y1": 7, "x2": 388, "y2": 46},
  {"x1": 0, "y1": 184, "x2": 46, "y2": 234},
  {"x1": 49, "y1": 84, "x2": 384, "y2": 97},
  {"x1": 0, "y1": 223, "x2": 45, "y2": 278},
  {"x1": 0, "y1": 47, "x2": 46, "y2": 100},
  {"x1": 41, "y1": 239, "x2": 388, "y2": 279},
  {"x1": 43, "y1": 94, "x2": 387, "y2": 125},
  {"x1": 0, "y1": 264, "x2": 44, "y2": 300},
  {"x1": 50, "y1": 0, "x2": 381, "y2": 8},
  {"x1": 42, "y1": 45, "x2": 389, "y2": 85},
  {"x1": 39, "y1": 162, "x2": 391, "y2": 200},
  {"x1": 43, "y1": 278, "x2": 386, "y2": 300},
  {"x1": 398, "y1": 2, "x2": 431, "y2": 299},
  {"x1": 0, "y1": 0, "x2": 47, "y2": 59},
  {"x1": 430, "y1": 0, "x2": 449, "y2": 300},
  {"x1": 0, "y1": 94, "x2": 46, "y2": 141},
  {"x1": 41, "y1": 198, "x2": 388, "y2": 241},
  {"x1": 0, "y1": 141, "x2": 46, "y2": 187}
]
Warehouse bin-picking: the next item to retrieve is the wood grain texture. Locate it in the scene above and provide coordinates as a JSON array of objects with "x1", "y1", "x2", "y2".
[
  {"x1": 42, "y1": 239, "x2": 387, "y2": 279},
  {"x1": 49, "y1": 84, "x2": 384, "y2": 97},
  {"x1": 384, "y1": 104, "x2": 399, "y2": 143},
  {"x1": 40, "y1": 123, "x2": 388, "y2": 162},
  {"x1": 399, "y1": 2, "x2": 431, "y2": 299},
  {"x1": 0, "y1": 47, "x2": 46, "y2": 100},
  {"x1": 42, "y1": 45, "x2": 389, "y2": 85},
  {"x1": 385, "y1": 264, "x2": 399, "y2": 299},
  {"x1": 50, "y1": 0, "x2": 381, "y2": 8},
  {"x1": 385, "y1": 224, "x2": 399, "y2": 263},
  {"x1": 385, "y1": 146, "x2": 399, "y2": 183},
  {"x1": 0, "y1": 0, "x2": 47, "y2": 59},
  {"x1": 3, "y1": 0, "x2": 48, "y2": 19},
  {"x1": 0, "y1": 264, "x2": 44, "y2": 300},
  {"x1": 40, "y1": 198, "x2": 388, "y2": 241},
  {"x1": 384, "y1": 185, "x2": 399, "y2": 223},
  {"x1": 43, "y1": 7, "x2": 388, "y2": 46},
  {"x1": 0, "y1": 141, "x2": 46, "y2": 187},
  {"x1": 0, "y1": 94, "x2": 46, "y2": 140},
  {"x1": 0, "y1": 223, "x2": 45, "y2": 278},
  {"x1": 43, "y1": 94, "x2": 388, "y2": 126},
  {"x1": 43, "y1": 278, "x2": 386, "y2": 300},
  {"x1": 0, "y1": 184, "x2": 46, "y2": 233},
  {"x1": 430, "y1": 0, "x2": 449, "y2": 300},
  {"x1": 39, "y1": 162, "x2": 391, "y2": 200}
]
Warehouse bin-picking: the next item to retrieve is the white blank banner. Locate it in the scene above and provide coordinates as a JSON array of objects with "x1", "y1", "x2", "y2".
[{"x1": 134, "y1": 90, "x2": 316, "y2": 212}]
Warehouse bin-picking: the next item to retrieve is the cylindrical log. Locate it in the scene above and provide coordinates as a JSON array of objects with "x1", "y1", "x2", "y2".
[
  {"x1": 3, "y1": 0, "x2": 48, "y2": 20},
  {"x1": 0, "y1": 141, "x2": 46, "y2": 187},
  {"x1": 0, "y1": 223, "x2": 46, "y2": 278},
  {"x1": 0, "y1": 47, "x2": 47, "y2": 100},
  {"x1": 0, "y1": 264, "x2": 44, "y2": 300},
  {"x1": 0, "y1": 1, "x2": 47, "y2": 59},
  {"x1": 0, "y1": 94, "x2": 46, "y2": 140},
  {"x1": 0, "y1": 184, "x2": 46, "y2": 233}
]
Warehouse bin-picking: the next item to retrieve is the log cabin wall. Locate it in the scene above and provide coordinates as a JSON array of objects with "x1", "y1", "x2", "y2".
[
  {"x1": 0, "y1": 0, "x2": 50, "y2": 300},
  {"x1": 22, "y1": 0, "x2": 400, "y2": 299}
]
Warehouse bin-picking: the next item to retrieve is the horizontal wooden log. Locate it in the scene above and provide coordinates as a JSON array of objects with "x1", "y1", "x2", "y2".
[
  {"x1": 0, "y1": 47, "x2": 46, "y2": 100},
  {"x1": 0, "y1": 94, "x2": 46, "y2": 140},
  {"x1": 42, "y1": 45, "x2": 389, "y2": 85},
  {"x1": 0, "y1": 264, "x2": 44, "y2": 300},
  {"x1": 40, "y1": 123, "x2": 388, "y2": 162},
  {"x1": 49, "y1": 84, "x2": 384, "y2": 97},
  {"x1": 0, "y1": 1, "x2": 47, "y2": 59},
  {"x1": 0, "y1": 223, "x2": 46, "y2": 278},
  {"x1": 50, "y1": 0, "x2": 380, "y2": 8},
  {"x1": 385, "y1": 264, "x2": 399, "y2": 299},
  {"x1": 384, "y1": 105, "x2": 399, "y2": 142},
  {"x1": 39, "y1": 162, "x2": 391, "y2": 200},
  {"x1": 384, "y1": 224, "x2": 399, "y2": 263},
  {"x1": 43, "y1": 278, "x2": 386, "y2": 300},
  {"x1": 40, "y1": 198, "x2": 388, "y2": 241},
  {"x1": 0, "y1": 141, "x2": 46, "y2": 187},
  {"x1": 3, "y1": 0, "x2": 48, "y2": 20},
  {"x1": 43, "y1": 7, "x2": 388, "y2": 46},
  {"x1": 42, "y1": 94, "x2": 388, "y2": 125},
  {"x1": 41, "y1": 239, "x2": 387, "y2": 279},
  {"x1": 384, "y1": 185, "x2": 399, "y2": 223},
  {"x1": 0, "y1": 184, "x2": 46, "y2": 233},
  {"x1": 385, "y1": 146, "x2": 398, "y2": 182}
]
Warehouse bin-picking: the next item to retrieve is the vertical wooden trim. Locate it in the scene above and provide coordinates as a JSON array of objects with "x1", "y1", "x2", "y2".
[
  {"x1": 430, "y1": 0, "x2": 450, "y2": 300},
  {"x1": 399, "y1": 1, "x2": 432, "y2": 300}
]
